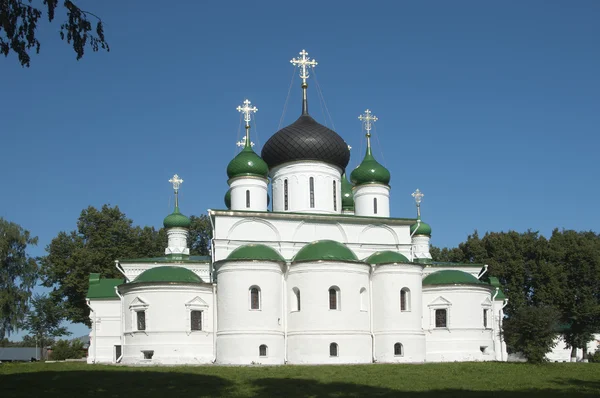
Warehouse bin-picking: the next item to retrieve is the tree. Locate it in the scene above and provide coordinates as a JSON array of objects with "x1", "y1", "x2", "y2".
[
  {"x1": 50, "y1": 338, "x2": 84, "y2": 360},
  {"x1": 20, "y1": 293, "x2": 70, "y2": 358},
  {"x1": 503, "y1": 305, "x2": 560, "y2": 363},
  {"x1": 0, "y1": 218, "x2": 38, "y2": 339},
  {"x1": 1, "y1": 0, "x2": 109, "y2": 67},
  {"x1": 189, "y1": 215, "x2": 211, "y2": 256}
]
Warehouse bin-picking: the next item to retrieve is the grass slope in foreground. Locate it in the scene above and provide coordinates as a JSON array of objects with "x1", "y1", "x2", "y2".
[{"x1": 1, "y1": 362, "x2": 600, "y2": 397}]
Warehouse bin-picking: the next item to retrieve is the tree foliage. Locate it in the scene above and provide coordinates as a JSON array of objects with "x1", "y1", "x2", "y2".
[
  {"x1": 0, "y1": 217, "x2": 38, "y2": 339},
  {"x1": 40, "y1": 205, "x2": 212, "y2": 326},
  {"x1": 0, "y1": 0, "x2": 109, "y2": 67},
  {"x1": 20, "y1": 293, "x2": 70, "y2": 358},
  {"x1": 49, "y1": 338, "x2": 84, "y2": 360}
]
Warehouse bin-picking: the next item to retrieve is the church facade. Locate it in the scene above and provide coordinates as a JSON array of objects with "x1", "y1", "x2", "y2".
[{"x1": 86, "y1": 50, "x2": 509, "y2": 365}]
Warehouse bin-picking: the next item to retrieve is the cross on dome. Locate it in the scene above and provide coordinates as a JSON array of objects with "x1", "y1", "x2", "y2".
[
  {"x1": 412, "y1": 189, "x2": 424, "y2": 218},
  {"x1": 169, "y1": 174, "x2": 183, "y2": 192},
  {"x1": 236, "y1": 137, "x2": 255, "y2": 148},
  {"x1": 236, "y1": 99, "x2": 258, "y2": 128},
  {"x1": 358, "y1": 109, "x2": 378, "y2": 136},
  {"x1": 290, "y1": 49, "x2": 318, "y2": 84}
]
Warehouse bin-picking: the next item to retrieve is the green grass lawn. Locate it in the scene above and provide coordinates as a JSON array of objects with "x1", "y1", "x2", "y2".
[{"x1": 1, "y1": 362, "x2": 599, "y2": 397}]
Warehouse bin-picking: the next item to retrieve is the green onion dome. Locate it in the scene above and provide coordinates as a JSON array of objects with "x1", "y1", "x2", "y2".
[
  {"x1": 293, "y1": 240, "x2": 360, "y2": 263},
  {"x1": 410, "y1": 216, "x2": 432, "y2": 236},
  {"x1": 364, "y1": 251, "x2": 410, "y2": 265},
  {"x1": 133, "y1": 266, "x2": 201, "y2": 283},
  {"x1": 226, "y1": 244, "x2": 285, "y2": 262},
  {"x1": 350, "y1": 146, "x2": 390, "y2": 186},
  {"x1": 224, "y1": 189, "x2": 231, "y2": 209},
  {"x1": 422, "y1": 270, "x2": 483, "y2": 286},
  {"x1": 341, "y1": 172, "x2": 354, "y2": 210},
  {"x1": 226, "y1": 143, "x2": 269, "y2": 180},
  {"x1": 163, "y1": 207, "x2": 191, "y2": 229}
]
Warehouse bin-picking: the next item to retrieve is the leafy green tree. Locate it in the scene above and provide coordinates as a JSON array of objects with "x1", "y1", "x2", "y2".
[
  {"x1": 0, "y1": 218, "x2": 38, "y2": 339},
  {"x1": 189, "y1": 215, "x2": 212, "y2": 256},
  {"x1": 503, "y1": 305, "x2": 560, "y2": 363},
  {"x1": 1, "y1": 0, "x2": 109, "y2": 67},
  {"x1": 20, "y1": 294, "x2": 70, "y2": 358},
  {"x1": 50, "y1": 338, "x2": 84, "y2": 360}
]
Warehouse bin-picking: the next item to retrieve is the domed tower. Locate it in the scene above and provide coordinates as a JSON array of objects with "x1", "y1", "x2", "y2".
[
  {"x1": 350, "y1": 110, "x2": 391, "y2": 217},
  {"x1": 226, "y1": 99, "x2": 269, "y2": 211},
  {"x1": 341, "y1": 172, "x2": 355, "y2": 215},
  {"x1": 164, "y1": 174, "x2": 191, "y2": 256},
  {"x1": 261, "y1": 50, "x2": 350, "y2": 214},
  {"x1": 410, "y1": 189, "x2": 432, "y2": 262}
]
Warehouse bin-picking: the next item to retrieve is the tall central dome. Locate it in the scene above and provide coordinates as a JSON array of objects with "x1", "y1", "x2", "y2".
[{"x1": 261, "y1": 50, "x2": 350, "y2": 171}]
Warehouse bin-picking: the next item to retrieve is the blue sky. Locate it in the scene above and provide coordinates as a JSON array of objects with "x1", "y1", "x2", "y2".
[{"x1": 2, "y1": 1, "x2": 599, "y2": 338}]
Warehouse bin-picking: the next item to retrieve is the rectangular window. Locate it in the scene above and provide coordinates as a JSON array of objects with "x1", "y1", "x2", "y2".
[
  {"x1": 246, "y1": 190, "x2": 250, "y2": 208},
  {"x1": 191, "y1": 310, "x2": 203, "y2": 331},
  {"x1": 250, "y1": 287, "x2": 260, "y2": 310},
  {"x1": 284, "y1": 179, "x2": 289, "y2": 210},
  {"x1": 435, "y1": 309, "x2": 447, "y2": 328},
  {"x1": 137, "y1": 311, "x2": 146, "y2": 331},
  {"x1": 329, "y1": 288, "x2": 338, "y2": 310},
  {"x1": 400, "y1": 290, "x2": 407, "y2": 311},
  {"x1": 483, "y1": 309, "x2": 488, "y2": 328},
  {"x1": 333, "y1": 181, "x2": 337, "y2": 211},
  {"x1": 115, "y1": 345, "x2": 122, "y2": 361},
  {"x1": 310, "y1": 177, "x2": 315, "y2": 208},
  {"x1": 374, "y1": 198, "x2": 378, "y2": 214}
]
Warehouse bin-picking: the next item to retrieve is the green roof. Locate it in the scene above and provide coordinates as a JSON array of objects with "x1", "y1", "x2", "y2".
[
  {"x1": 87, "y1": 274, "x2": 123, "y2": 299},
  {"x1": 119, "y1": 255, "x2": 210, "y2": 263},
  {"x1": 133, "y1": 266, "x2": 202, "y2": 283},
  {"x1": 410, "y1": 217, "x2": 432, "y2": 236},
  {"x1": 226, "y1": 244, "x2": 285, "y2": 262},
  {"x1": 488, "y1": 276, "x2": 507, "y2": 300},
  {"x1": 224, "y1": 189, "x2": 231, "y2": 209},
  {"x1": 341, "y1": 172, "x2": 354, "y2": 210},
  {"x1": 293, "y1": 240, "x2": 360, "y2": 263},
  {"x1": 364, "y1": 251, "x2": 410, "y2": 265},
  {"x1": 227, "y1": 141, "x2": 269, "y2": 180},
  {"x1": 350, "y1": 146, "x2": 390, "y2": 186},
  {"x1": 163, "y1": 207, "x2": 191, "y2": 228},
  {"x1": 426, "y1": 261, "x2": 485, "y2": 268},
  {"x1": 423, "y1": 270, "x2": 485, "y2": 286}
]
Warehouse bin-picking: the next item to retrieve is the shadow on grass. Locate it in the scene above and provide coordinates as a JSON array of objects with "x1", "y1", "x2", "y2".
[{"x1": 1, "y1": 368, "x2": 599, "y2": 398}]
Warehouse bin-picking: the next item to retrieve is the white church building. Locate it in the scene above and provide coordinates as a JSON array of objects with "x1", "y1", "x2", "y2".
[{"x1": 86, "y1": 50, "x2": 511, "y2": 365}]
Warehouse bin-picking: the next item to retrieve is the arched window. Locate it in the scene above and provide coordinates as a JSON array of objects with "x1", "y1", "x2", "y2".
[
  {"x1": 291, "y1": 287, "x2": 301, "y2": 312},
  {"x1": 359, "y1": 287, "x2": 368, "y2": 311},
  {"x1": 333, "y1": 181, "x2": 337, "y2": 211},
  {"x1": 400, "y1": 288, "x2": 411, "y2": 312},
  {"x1": 309, "y1": 177, "x2": 315, "y2": 208},
  {"x1": 246, "y1": 190, "x2": 251, "y2": 208},
  {"x1": 394, "y1": 343, "x2": 403, "y2": 357},
  {"x1": 249, "y1": 286, "x2": 261, "y2": 310},
  {"x1": 284, "y1": 179, "x2": 289, "y2": 210},
  {"x1": 373, "y1": 198, "x2": 378, "y2": 214},
  {"x1": 435, "y1": 309, "x2": 447, "y2": 328},
  {"x1": 330, "y1": 342, "x2": 338, "y2": 357},
  {"x1": 329, "y1": 286, "x2": 340, "y2": 310},
  {"x1": 259, "y1": 344, "x2": 268, "y2": 357}
]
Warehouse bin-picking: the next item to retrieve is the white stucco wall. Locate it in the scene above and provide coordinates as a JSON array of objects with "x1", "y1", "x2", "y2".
[
  {"x1": 229, "y1": 177, "x2": 268, "y2": 212},
  {"x1": 119, "y1": 283, "x2": 215, "y2": 365},
  {"x1": 270, "y1": 162, "x2": 342, "y2": 214},
  {"x1": 286, "y1": 261, "x2": 372, "y2": 364},
  {"x1": 87, "y1": 299, "x2": 121, "y2": 364},
  {"x1": 411, "y1": 235, "x2": 431, "y2": 261},
  {"x1": 422, "y1": 285, "x2": 496, "y2": 362},
  {"x1": 353, "y1": 184, "x2": 390, "y2": 218},
  {"x1": 372, "y1": 263, "x2": 426, "y2": 363},
  {"x1": 215, "y1": 260, "x2": 284, "y2": 364},
  {"x1": 165, "y1": 228, "x2": 190, "y2": 255}
]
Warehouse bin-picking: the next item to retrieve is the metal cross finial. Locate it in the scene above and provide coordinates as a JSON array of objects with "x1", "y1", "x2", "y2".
[
  {"x1": 290, "y1": 49, "x2": 318, "y2": 84},
  {"x1": 347, "y1": 144, "x2": 352, "y2": 150},
  {"x1": 169, "y1": 174, "x2": 184, "y2": 192},
  {"x1": 412, "y1": 189, "x2": 424, "y2": 218},
  {"x1": 236, "y1": 99, "x2": 258, "y2": 128},
  {"x1": 236, "y1": 137, "x2": 255, "y2": 148},
  {"x1": 358, "y1": 109, "x2": 378, "y2": 136}
]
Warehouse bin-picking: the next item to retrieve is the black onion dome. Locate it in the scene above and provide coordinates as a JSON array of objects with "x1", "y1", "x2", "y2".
[{"x1": 261, "y1": 115, "x2": 350, "y2": 170}]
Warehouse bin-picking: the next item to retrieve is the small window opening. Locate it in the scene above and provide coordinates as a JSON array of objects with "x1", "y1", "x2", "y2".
[
  {"x1": 310, "y1": 177, "x2": 315, "y2": 208},
  {"x1": 259, "y1": 344, "x2": 268, "y2": 357},
  {"x1": 435, "y1": 309, "x2": 447, "y2": 328},
  {"x1": 284, "y1": 179, "x2": 289, "y2": 210},
  {"x1": 401, "y1": 288, "x2": 411, "y2": 312},
  {"x1": 483, "y1": 309, "x2": 488, "y2": 328},
  {"x1": 191, "y1": 310, "x2": 202, "y2": 331},
  {"x1": 292, "y1": 287, "x2": 301, "y2": 312},
  {"x1": 142, "y1": 350, "x2": 154, "y2": 359},
  {"x1": 246, "y1": 190, "x2": 250, "y2": 208},
  {"x1": 333, "y1": 181, "x2": 337, "y2": 211},
  {"x1": 330, "y1": 342, "x2": 338, "y2": 357},
  {"x1": 136, "y1": 311, "x2": 146, "y2": 331},
  {"x1": 329, "y1": 287, "x2": 340, "y2": 310},
  {"x1": 394, "y1": 343, "x2": 403, "y2": 356},
  {"x1": 374, "y1": 198, "x2": 378, "y2": 214},
  {"x1": 250, "y1": 286, "x2": 261, "y2": 310}
]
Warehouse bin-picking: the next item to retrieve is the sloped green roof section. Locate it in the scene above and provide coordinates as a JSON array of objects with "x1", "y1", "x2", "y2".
[
  {"x1": 423, "y1": 270, "x2": 484, "y2": 286},
  {"x1": 488, "y1": 276, "x2": 507, "y2": 300},
  {"x1": 119, "y1": 255, "x2": 210, "y2": 263},
  {"x1": 133, "y1": 266, "x2": 202, "y2": 283},
  {"x1": 410, "y1": 218, "x2": 432, "y2": 236},
  {"x1": 226, "y1": 244, "x2": 285, "y2": 262},
  {"x1": 227, "y1": 144, "x2": 269, "y2": 180},
  {"x1": 341, "y1": 172, "x2": 354, "y2": 210},
  {"x1": 293, "y1": 240, "x2": 359, "y2": 263},
  {"x1": 163, "y1": 207, "x2": 192, "y2": 228},
  {"x1": 87, "y1": 273, "x2": 123, "y2": 299},
  {"x1": 364, "y1": 251, "x2": 410, "y2": 265},
  {"x1": 350, "y1": 146, "x2": 391, "y2": 186}
]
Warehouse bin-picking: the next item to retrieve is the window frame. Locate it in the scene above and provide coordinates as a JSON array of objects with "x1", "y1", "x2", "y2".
[
  {"x1": 435, "y1": 308, "x2": 447, "y2": 328},
  {"x1": 249, "y1": 286, "x2": 261, "y2": 310},
  {"x1": 394, "y1": 342, "x2": 404, "y2": 357},
  {"x1": 373, "y1": 197, "x2": 378, "y2": 214},
  {"x1": 400, "y1": 287, "x2": 411, "y2": 312},
  {"x1": 333, "y1": 180, "x2": 337, "y2": 211},
  {"x1": 259, "y1": 344, "x2": 268, "y2": 357},
  {"x1": 291, "y1": 287, "x2": 301, "y2": 312},
  {"x1": 129, "y1": 297, "x2": 149, "y2": 333},
  {"x1": 328, "y1": 286, "x2": 341, "y2": 310},
  {"x1": 284, "y1": 179, "x2": 289, "y2": 210},
  {"x1": 309, "y1": 177, "x2": 315, "y2": 208},
  {"x1": 329, "y1": 342, "x2": 339, "y2": 357},
  {"x1": 246, "y1": 189, "x2": 251, "y2": 208}
]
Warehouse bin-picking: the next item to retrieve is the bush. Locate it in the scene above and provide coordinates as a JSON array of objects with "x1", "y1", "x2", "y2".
[
  {"x1": 588, "y1": 349, "x2": 600, "y2": 363},
  {"x1": 50, "y1": 340, "x2": 85, "y2": 361},
  {"x1": 503, "y1": 305, "x2": 560, "y2": 363}
]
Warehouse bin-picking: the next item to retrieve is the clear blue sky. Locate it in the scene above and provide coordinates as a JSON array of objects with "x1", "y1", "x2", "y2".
[{"x1": 2, "y1": 1, "x2": 599, "y2": 338}]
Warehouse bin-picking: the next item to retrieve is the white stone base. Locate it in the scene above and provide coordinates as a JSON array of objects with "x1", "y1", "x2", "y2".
[{"x1": 287, "y1": 333, "x2": 372, "y2": 364}]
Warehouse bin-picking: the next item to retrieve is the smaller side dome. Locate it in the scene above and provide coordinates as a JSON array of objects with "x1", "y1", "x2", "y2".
[
  {"x1": 224, "y1": 189, "x2": 231, "y2": 209},
  {"x1": 293, "y1": 240, "x2": 359, "y2": 263},
  {"x1": 227, "y1": 145, "x2": 269, "y2": 180},
  {"x1": 422, "y1": 270, "x2": 483, "y2": 286},
  {"x1": 410, "y1": 218, "x2": 432, "y2": 236},
  {"x1": 134, "y1": 266, "x2": 201, "y2": 283},
  {"x1": 341, "y1": 172, "x2": 354, "y2": 210},
  {"x1": 226, "y1": 244, "x2": 285, "y2": 262},
  {"x1": 365, "y1": 251, "x2": 410, "y2": 265},
  {"x1": 163, "y1": 207, "x2": 191, "y2": 228},
  {"x1": 350, "y1": 148, "x2": 390, "y2": 186}
]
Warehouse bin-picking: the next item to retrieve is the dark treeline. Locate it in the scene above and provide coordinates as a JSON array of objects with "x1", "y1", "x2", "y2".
[{"x1": 432, "y1": 229, "x2": 600, "y2": 362}]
